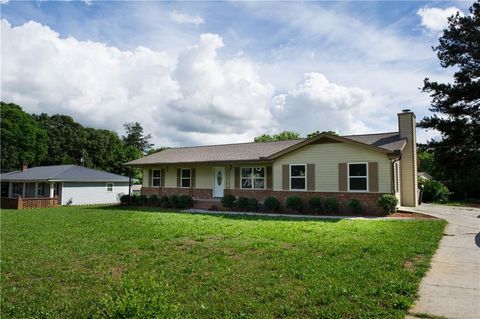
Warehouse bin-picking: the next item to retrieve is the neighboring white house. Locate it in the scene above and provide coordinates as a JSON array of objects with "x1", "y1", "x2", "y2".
[{"x1": 0, "y1": 165, "x2": 131, "y2": 205}]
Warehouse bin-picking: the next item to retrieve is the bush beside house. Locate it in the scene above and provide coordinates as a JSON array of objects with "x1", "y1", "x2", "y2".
[
  {"x1": 420, "y1": 179, "x2": 449, "y2": 203},
  {"x1": 121, "y1": 194, "x2": 194, "y2": 209}
]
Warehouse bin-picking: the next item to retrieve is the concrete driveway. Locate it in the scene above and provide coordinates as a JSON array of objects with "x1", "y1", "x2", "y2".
[{"x1": 403, "y1": 204, "x2": 480, "y2": 319}]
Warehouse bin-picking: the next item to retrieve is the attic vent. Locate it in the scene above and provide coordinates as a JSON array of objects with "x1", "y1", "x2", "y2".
[{"x1": 402, "y1": 109, "x2": 411, "y2": 112}]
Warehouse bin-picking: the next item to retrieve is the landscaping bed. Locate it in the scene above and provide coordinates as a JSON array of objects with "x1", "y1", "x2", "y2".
[{"x1": 1, "y1": 206, "x2": 445, "y2": 318}]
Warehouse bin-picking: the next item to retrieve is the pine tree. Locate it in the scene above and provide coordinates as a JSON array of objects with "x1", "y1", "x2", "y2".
[{"x1": 419, "y1": 1, "x2": 480, "y2": 198}]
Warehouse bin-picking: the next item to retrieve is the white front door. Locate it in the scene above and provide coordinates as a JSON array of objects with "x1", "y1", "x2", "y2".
[{"x1": 213, "y1": 167, "x2": 225, "y2": 198}]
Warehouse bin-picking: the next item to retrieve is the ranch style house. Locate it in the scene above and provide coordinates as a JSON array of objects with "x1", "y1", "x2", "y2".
[{"x1": 126, "y1": 110, "x2": 418, "y2": 214}]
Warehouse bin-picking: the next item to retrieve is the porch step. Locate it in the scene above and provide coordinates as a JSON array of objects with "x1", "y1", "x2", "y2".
[{"x1": 192, "y1": 198, "x2": 221, "y2": 210}]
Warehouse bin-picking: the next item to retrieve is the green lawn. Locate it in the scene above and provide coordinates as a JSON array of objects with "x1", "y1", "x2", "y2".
[{"x1": 0, "y1": 206, "x2": 445, "y2": 318}]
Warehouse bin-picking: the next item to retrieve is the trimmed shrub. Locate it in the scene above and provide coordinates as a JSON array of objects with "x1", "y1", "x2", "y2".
[
  {"x1": 348, "y1": 199, "x2": 363, "y2": 214},
  {"x1": 236, "y1": 196, "x2": 250, "y2": 211},
  {"x1": 130, "y1": 194, "x2": 139, "y2": 205},
  {"x1": 420, "y1": 179, "x2": 449, "y2": 203},
  {"x1": 324, "y1": 197, "x2": 339, "y2": 214},
  {"x1": 378, "y1": 194, "x2": 398, "y2": 215},
  {"x1": 308, "y1": 196, "x2": 322, "y2": 214},
  {"x1": 285, "y1": 196, "x2": 303, "y2": 213},
  {"x1": 120, "y1": 194, "x2": 130, "y2": 205},
  {"x1": 159, "y1": 196, "x2": 169, "y2": 208},
  {"x1": 247, "y1": 197, "x2": 259, "y2": 212},
  {"x1": 168, "y1": 195, "x2": 179, "y2": 208},
  {"x1": 149, "y1": 194, "x2": 160, "y2": 206},
  {"x1": 264, "y1": 196, "x2": 280, "y2": 212},
  {"x1": 178, "y1": 195, "x2": 193, "y2": 209},
  {"x1": 138, "y1": 194, "x2": 149, "y2": 206},
  {"x1": 221, "y1": 194, "x2": 237, "y2": 210}
]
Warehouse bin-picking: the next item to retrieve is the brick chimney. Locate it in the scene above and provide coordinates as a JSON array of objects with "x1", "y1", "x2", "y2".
[
  {"x1": 22, "y1": 163, "x2": 28, "y2": 172},
  {"x1": 398, "y1": 109, "x2": 418, "y2": 207}
]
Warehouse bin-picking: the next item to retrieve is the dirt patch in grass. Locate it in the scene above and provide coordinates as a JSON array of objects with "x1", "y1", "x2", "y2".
[
  {"x1": 404, "y1": 255, "x2": 427, "y2": 272},
  {"x1": 110, "y1": 266, "x2": 126, "y2": 281},
  {"x1": 392, "y1": 212, "x2": 437, "y2": 219}
]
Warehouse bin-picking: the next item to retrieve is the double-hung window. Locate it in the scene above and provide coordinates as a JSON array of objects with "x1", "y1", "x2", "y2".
[
  {"x1": 106, "y1": 183, "x2": 114, "y2": 192},
  {"x1": 152, "y1": 169, "x2": 161, "y2": 187},
  {"x1": 348, "y1": 163, "x2": 368, "y2": 192},
  {"x1": 181, "y1": 169, "x2": 191, "y2": 188},
  {"x1": 241, "y1": 167, "x2": 265, "y2": 189},
  {"x1": 290, "y1": 164, "x2": 306, "y2": 190}
]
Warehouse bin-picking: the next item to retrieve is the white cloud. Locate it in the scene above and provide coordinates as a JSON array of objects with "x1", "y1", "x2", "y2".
[
  {"x1": 0, "y1": 0, "x2": 9, "y2": 4},
  {"x1": 417, "y1": 6, "x2": 463, "y2": 32},
  {"x1": 0, "y1": 19, "x2": 274, "y2": 146},
  {"x1": 1, "y1": 12, "x2": 444, "y2": 147},
  {"x1": 272, "y1": 73, "x2": 383, "y2": 136},
  {"x1": 170, "y1": 11, "x2": 204, "y2": 25}
]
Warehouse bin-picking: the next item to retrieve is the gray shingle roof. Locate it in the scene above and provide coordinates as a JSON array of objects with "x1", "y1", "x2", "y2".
[
  {"x1": 0, "y1": 165, "x2": 130, "y2": 182},
  {"x1": 127, "y1": 131, "x2": 407, "y2": 166},
  {"x1": 342, "y1": 132, "x2": 406, "y2": 153},
  {"x1": 126, "y1": 140, "x2": 303, "y2": 165}
]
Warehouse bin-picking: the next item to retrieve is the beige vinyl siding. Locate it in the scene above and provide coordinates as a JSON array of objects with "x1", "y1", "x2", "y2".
[
  {"x1": 142, "y1": 168, "x2": 150, "y2": 187},
  {"x1": 272, "y1": 143, "x2": 391, "y2": 192},
  {"x1": 145, "y1": 165, "x2": 221, "y2": 189}
]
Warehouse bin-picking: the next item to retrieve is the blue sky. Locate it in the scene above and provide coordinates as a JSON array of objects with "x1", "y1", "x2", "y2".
[{"x1": 1, "y1": 1, "x2": 473, "y2": 146}]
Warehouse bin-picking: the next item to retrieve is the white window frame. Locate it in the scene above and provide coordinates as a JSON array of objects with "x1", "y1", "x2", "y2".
[
  {"x1": 106, "y1": 183, "x2": 114, "y2": 192},
  {"x1": 152, "y1": 169, "x2": 161, "y2": 188},
  {"x1": 240, "y1": 166, "x2": 266, "y2": 190},
  {"x1": 289, "y1": 164, "x2": 307, "y2": 191},
  {"x1": 348, "y1": 162, "x2": 369, "y2": 192},
  {"x1": 180, "y1": 168, "x2": 191, "y2": 188}
]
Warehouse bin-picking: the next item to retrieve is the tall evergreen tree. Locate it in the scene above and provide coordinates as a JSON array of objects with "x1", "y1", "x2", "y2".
[
  {"x1": 122, "y1": 122, "x2": 153, "y2": 154},
  {"x1": 419, "y1": 1, "x2": 480, "y2": 198}
]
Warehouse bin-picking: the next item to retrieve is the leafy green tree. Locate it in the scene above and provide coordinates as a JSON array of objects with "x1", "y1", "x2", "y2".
[
  {"x1": 419, "y1": 2, "x2": 480, "y2": 198},
  {"x1": 146, "y1": 147, "x2": 170, "y2": 155},
  {"x1": 83, "y1": 128, "x2": 139, "y2": 175},
  {"x1": 34, "y1": 113, "x2": 87, "y2": 166},
  {"x1": 254, "y1": 131, "x2": 300, "y2": 142},
  {"x1": 0, "y1": 102, "x2": 48, "y2": 172},
  {"x1": 122, "y1": 122, "x2": 153, "y2": 154},
  {"x1": 306, "y1": 130, "x2": 339, "y2": 138},
  {"x1": 418, "y1": 150, "x2": 443, "y2": 181},
  {"x1": 253, "y1": 134, "x2": 274, "y2": 142}
]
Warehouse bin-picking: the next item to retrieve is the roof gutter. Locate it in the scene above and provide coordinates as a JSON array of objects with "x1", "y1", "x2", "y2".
[{"x1": 124, "y1": 158, "x2": 275, "y2": 167}]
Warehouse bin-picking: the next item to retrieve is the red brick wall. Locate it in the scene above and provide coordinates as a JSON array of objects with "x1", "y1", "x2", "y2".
[
  {"x1": 226, "y1": 189, "x2": 385, "y2": 215},
  {"x1": 142, "y1": 187, "x2": 385, "y2": 215},
  {"x1": 0, "y1": 197, "x2": 58, "y2": 209}
]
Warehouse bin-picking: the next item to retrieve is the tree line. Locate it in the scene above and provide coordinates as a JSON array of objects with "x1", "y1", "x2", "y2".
[{"x1": 0, "y1": 102, "x2": 154, "y2": 177}]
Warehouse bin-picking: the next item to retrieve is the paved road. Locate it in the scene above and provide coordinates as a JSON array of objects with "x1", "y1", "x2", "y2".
[{"x1": 404, "y1": 204, "x2": 480, "y2": 319}]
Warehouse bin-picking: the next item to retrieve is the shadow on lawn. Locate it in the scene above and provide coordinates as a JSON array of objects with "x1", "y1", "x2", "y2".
[{"x1": 91, "y1": 205, "x2": 341, "y2": 223}]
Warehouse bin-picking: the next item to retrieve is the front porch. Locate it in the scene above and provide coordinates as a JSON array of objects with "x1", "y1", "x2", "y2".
[{"x1": 0, "y1": 181, "x2": 61, "y2": 209}]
